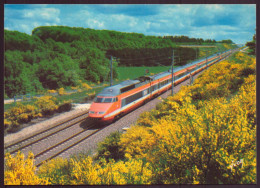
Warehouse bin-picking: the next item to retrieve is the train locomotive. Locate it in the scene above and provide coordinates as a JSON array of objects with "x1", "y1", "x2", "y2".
[{"x1": 88, "y1": 50, "x2": 232, "y2": 123}]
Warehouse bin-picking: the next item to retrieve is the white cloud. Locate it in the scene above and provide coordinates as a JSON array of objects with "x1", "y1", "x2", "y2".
[
  {"x1": 22, "y1": 8, "x2": 60, "y2": 23},
  {"x1": 87, "y1": 19, "x2": 105, "y2": 29},
  {"x1": 5, "y1": 6, "x2": 61, "y2": 34}
]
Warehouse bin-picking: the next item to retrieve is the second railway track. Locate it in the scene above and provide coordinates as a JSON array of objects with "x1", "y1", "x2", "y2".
[
  {"x1": 4, "y1": 110, "x2": 89, "y2": 155},
  {"x1": 4, "y1": 109, "x2": 107, "y2": 168},
  {"x1": 35, "y1": 123, "x2": 105, "y2": 167}
]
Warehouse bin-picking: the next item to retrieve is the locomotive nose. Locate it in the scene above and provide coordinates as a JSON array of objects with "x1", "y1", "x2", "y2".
[{"x1": 89, "y1": 103, "x2": 113, "y2": 116}]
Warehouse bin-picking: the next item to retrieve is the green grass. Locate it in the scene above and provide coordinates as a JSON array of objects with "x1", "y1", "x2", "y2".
[{"x1": 117, "y1": 66, "x2": 173, "y2": 80}]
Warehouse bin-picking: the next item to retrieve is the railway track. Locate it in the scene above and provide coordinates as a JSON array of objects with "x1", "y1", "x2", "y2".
[
  {"x1": 4, "y1": 110, "x2": 89, "y2": 153},
  {"x1": 4, "y1": 110, "x2": 105, "y2": 167},
  {"x1": 35, "y1": 123, "x2": 105, "y2": 167}
]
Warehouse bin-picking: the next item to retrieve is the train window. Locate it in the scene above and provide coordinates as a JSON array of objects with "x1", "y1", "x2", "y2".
[
  {"x1": 95, "y1": 97, "x2": 115, "y2": 103},
  {"x1": 94, "y1": 97, "x2": 103, "y2": 103},
  {"x1": 121, "y1": 99, "x2": 126, "y2": 107},
  {"x1": 125, "y1": 91, "x2": 143, "y2": 105},
  {"x1": 104, "y1": 98, "x2": 113, "y2": 103},
  {"x1": 143, "y1": 89, "x2": 148, "y2": 96},
  {"x1": 151, "y1": 84, "x2": 158, "y2": 91},
  {"x1": 120, "y1": 84, "x2": 135, "y2": 93},
  {"x1": 113, "y1": 97, "x2": 118, "y2": 102}
]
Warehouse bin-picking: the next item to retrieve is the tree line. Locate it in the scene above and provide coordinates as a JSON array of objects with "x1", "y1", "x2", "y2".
[{"x1": 4, "y1": 26, "x2": 233, "y2": 98}]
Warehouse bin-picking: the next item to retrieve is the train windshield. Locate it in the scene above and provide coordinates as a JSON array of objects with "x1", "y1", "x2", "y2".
[{"x1": 94, "y1": 97, "x2": 117, "y2": 103}]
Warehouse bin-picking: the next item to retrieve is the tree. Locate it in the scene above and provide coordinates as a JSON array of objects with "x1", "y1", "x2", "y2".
[
  {"x1": 4, "y1": 50, "x2": 43, "y2": 97},
  {"x1": 37, "y1": 55, "x2": 80, "y2": 89},
  {"x1": 246, "y1": 34, "x2": 256, "y2": 55}
]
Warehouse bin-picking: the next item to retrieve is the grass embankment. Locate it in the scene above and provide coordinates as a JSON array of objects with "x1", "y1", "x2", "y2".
[{"x1": 5, "y1": 51, "x2": 255, "y2": 185}]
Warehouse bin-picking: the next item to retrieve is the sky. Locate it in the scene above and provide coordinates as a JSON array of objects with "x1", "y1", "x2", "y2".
[{"x1": 4, "y1": 4, "x2": 256, "y2": 44}]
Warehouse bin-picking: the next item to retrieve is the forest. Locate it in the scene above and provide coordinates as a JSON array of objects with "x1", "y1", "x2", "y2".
[{"x1": 4, "y1": 26, "x2": 232, "y2": 98}]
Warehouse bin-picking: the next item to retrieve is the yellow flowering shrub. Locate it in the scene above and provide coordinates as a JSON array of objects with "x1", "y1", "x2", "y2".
[
  {"x1": 34, "y1": 95, "x2": 58, "y2": 116},
  {"x1": 57, "y1": 88, "x2": 66, "y2": 95},
  {"x1": 47, "y1": 89, "x2": 57, "y2": 94},
  {"x1": 4, "y1": 118, "x2": 11, "y2": 129},
  {"x1": 98, "y1": 159, "x2": 153, "y2": 185},
  {"x1": 37, "y1": 157, "x2": 70, "y2": 185},
  {"x1": 5, "y1": 103, "x2": 41, "y2": 129},
  {"x1": 188, "y1": 52, "x2": 255, "y2": 102},
  {"x1": 136, "y1": 111, "x2": 158, "y2": 127},
  {"x1": 4, "y1": 151, "x2": 48, "y2": 185},
  {"x1": 81, "y1": 83, "x2": 92, "y2": 90},
  {"x1": 37, "y1": 154, "x2": 153, "y2": 185},
  {"x1": 136, "y1": 91, "x2": 255, "y2": 184},
  {"x1": 119, "y1": 125, "x2": 157, "y2": 160},
  {"x1": 71, "y1": 86, "x2": 78, "y2": 90},
  {"x1": 70, "y1": 156, "x2": 101, "y2": 185}
]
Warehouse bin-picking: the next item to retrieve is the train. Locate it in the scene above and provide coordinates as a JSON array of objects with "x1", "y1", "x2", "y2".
[{"x1": 88, "y1": 49, "x2": 233, "y2": 123}]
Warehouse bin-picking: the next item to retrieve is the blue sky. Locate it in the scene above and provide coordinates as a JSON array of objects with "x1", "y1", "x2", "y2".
[{"x1": 4, "y1": 4, "x2": 256, "y2": 44}]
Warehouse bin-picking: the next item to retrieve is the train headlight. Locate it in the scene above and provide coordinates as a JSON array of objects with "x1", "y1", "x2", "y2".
[
  {"x1": 98, "y1": 111, "x2": 105, "y2": 114},
  {"x1": 89, "y1": 111, "x2": 95, "y2": 114}
]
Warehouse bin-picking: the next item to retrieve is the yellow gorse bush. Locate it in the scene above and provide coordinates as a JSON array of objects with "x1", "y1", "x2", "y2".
[
  {"x1": 37, "y1": 157, "x2": 70, "y2": 185},
  {"x1": 70, "y1": 156, "x2": 100, "y2": 185},
  {"x1": 57, "y1": 88, "x2": 67, "y2": 95},
  {"x1": 120, "y1": 125, "x2": 157, "y2": 160},
  {"x1": 4, "y1": 103, "x2": 42, "y2": 127},
  {"x1": 47, "y1": 89, "x2": 57, "y2": 94},
  {"x1": 37, "y1": 156, "x2": 153, "y2": 185},
  {"x1": 81, "y1": 83, "x2": 92, "y2": 90},
  {"x1": 119, "y1": 52, "x2": 256, "y2": 184},
  {"x1": 34, "y1": 95, "x2": 58, "y2": 115},
  {"x1": 4, "y1": 151, "x2": 48, "y2": 185},
  {"x1": 4, "y1": 95, "x2": 65, "y2": 130}
]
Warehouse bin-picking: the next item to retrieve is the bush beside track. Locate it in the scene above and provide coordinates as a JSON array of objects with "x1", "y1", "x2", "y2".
[
  {"x1": 4, "y1": 51, "x2": 256, "y2": 185},
  {"x1": 4, "y1": 83, "x2": 97, "y2": 133}
]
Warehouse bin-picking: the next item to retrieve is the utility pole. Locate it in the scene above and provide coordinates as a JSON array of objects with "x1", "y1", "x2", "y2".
[
  {"x1": 171, "y1": 50, "x2": 174, "y2": 96},
  {"x1": 110, "y1": 56, "x2": 113, "y2": 86},
  {"x1": 189, "y1": 70, "x2": 193, "y2": 85}
]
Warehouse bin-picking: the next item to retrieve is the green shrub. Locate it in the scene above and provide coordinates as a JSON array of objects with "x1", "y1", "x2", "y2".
[
  {"x1": 96, "y1": 131, "x2": 124, "y2": 161},
  {"x1": 57, "y1": 102, "x2": 72, "y2": 113}
]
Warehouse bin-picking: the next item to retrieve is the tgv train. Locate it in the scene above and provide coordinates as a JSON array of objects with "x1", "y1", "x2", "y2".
[{"x1": 88, "y1": 49, "x2": 233, "y2": 123}]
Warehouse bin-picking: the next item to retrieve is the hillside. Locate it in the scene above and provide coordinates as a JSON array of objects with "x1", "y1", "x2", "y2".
[{"x1": 4, "y1": 26, "x2": 235, "y2": 97}]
